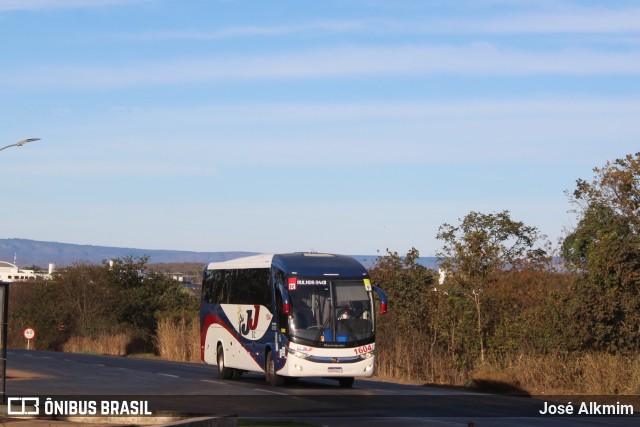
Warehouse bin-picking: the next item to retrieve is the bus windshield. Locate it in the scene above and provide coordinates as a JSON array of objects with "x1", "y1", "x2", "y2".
[{"x1": 287, "y1": 278, "x2": 374, "y2": 345}]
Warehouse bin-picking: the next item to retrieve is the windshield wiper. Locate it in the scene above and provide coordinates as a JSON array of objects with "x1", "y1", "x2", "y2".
[
  {"x1": 337, "y1": 317, "x2": 358, "y2": 342},
  {"x1": 312, "y1": 315, "x2": 333, "y2": 345}
]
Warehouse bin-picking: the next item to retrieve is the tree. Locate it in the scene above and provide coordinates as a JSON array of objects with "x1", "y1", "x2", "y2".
[
  {"x1": 104, "y1": 256, "x2": 198, "y2": 336},
  {"x1": 436, "y1": 210, "x2": 549, "y2": 361},
  {"x1": 562, "y1": 203, "x2": 640, "y2": 288},
  {"x1": 10, "y1": 256, "x2": 198, "y2": 352},
  {"x1": 369, "y1": 248, "x2": 442, "y2": 379},
  {"x1": 561, "y1": 152, "x2": 640, "y2": 353},
  {"x1": 563, "y1": 152, "x2": 640, "y2": 289},
  {"x1": 573, "y1": 152, "x2": 640, "y2": 228},
  {"x1": 52, "y1": 262, "x2": 114, "y2": 335},
  {"x1": 369, "y1": 248, "x2": 435, "y2": 333},
  {"x1": 10, "y1": 281, "x2": 73, "y2": 350}
]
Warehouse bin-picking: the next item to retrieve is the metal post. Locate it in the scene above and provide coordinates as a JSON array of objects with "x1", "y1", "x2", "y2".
[
  {"x1": 0, "y1": 138, "x2": 42, "y2": 402},
  {"x1": 0, "y1": 282, "x2": 9, "y2": 403}
]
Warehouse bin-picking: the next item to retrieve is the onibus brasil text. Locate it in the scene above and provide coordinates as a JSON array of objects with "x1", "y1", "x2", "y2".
[{"x1": 7, "y1": 397, "x2": 152, "y2": 416}]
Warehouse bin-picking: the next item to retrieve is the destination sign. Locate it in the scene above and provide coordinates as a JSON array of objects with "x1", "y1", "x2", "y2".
[{"x1": 296, "y1": 279, "x2": 327, "y2": 286}]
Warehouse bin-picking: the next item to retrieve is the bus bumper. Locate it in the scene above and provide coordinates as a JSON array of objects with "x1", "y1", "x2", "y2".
[{"x1": 279, "y1": 352, "x2": 376, "y2": 378}]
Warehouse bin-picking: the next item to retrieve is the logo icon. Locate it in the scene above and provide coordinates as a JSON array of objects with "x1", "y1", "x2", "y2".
[
  {"x1": 240, "y1": 305, "x2": 261, "y2": 336},
  {"x1": 8, "y1": 397, "x2": 40, "y2": 415}
]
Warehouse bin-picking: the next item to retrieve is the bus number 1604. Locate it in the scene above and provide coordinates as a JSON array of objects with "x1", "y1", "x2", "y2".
[{"x1": 353, "y1": 344, "x2": 373, "y2": 355}]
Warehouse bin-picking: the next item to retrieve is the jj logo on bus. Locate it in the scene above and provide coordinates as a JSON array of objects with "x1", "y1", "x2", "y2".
[{"x1": 238, "y1": 305, "x2": 261, "y2": 338}]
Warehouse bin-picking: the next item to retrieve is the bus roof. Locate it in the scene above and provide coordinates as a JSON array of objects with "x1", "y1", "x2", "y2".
[
  {"x1": 206, "y1": 253, "x2": 274, "y2": 270},
  {"x1": 206, "y1": 252, "x2": 369, "y2": 278}
]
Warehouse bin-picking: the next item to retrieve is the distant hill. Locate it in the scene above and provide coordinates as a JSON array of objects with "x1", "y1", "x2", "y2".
[
  {"x1": 0, "y1": 238, "x2": 255, "y2": 268},
  {"x1": 0, "y1": 238, "x2": 438, "y2": 270}
]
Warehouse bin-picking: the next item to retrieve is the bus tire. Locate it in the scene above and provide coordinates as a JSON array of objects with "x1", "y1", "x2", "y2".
[
  {"x1": 266, "y1": 350, "x2": 284, "y2": 386},
  {"x1": 216, "y1": 344, "x2": 233, "y2": 380},
  {"x1": 338, "y1": 377, "x2": 354, "y2": 388}
]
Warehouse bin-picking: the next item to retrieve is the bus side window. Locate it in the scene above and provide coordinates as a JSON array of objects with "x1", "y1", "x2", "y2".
[
  {"x1": 206, "y1": 270, "x2": 219, "y2": 304},
  {"x1": 201, "y1": 270, "x2": 211, "y2": 303},
  {"x1": 252, "y1": 269, "x2": 271, "y2": 307},
  {"x1": 215, "y1": 270, "x2": 232, "y2": 304},
  {"x1": 231, "y1": 269, "x2": 247, "y2": 304}
]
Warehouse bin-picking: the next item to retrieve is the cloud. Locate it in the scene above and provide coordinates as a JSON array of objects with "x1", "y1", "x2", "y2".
[
  {"x1": 0, "y1": 155, "x2": 219, "y2": 178},
  {"x1": 116, "y1": 21, "x2": 364, "y2": 41},
  {"x1": 389, "y1": 8, "x2": 640, "y2": 35},
  {"x1": 104, "y1": 98, "x2": 640, "y2": 125},
  {"x1": 3, "y1": 43, "x2": 640, "y2": 90},
  {"x1": 109, "y1": 7, "x2": 640, "y2": 42},
  {"x1": 0, "y1": 0, "x2": 146, "y2": 12},
  {"x1": 17, "y1": 97, "x2": 635, "y2": 174}
]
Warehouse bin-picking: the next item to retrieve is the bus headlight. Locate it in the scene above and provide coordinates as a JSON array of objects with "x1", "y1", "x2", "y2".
[{"x1": 359, "y1": 351, "x2": 375, "y2": 360}]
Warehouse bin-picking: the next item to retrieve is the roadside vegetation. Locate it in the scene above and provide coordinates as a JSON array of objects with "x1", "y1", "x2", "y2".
[
  {"x1": 8, "y1": 256, "x2": 199, "y2": 355},
  {"x1": 371, "y1": 152, "x2": 640, "y2": 394},
  {"x1": 8, "y1": 152, "x2": 640, "y2": 395}
]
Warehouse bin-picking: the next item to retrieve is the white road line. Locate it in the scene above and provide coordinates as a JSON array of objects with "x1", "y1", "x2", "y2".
[
  {"x1": 158, "y1": 373, "x2": 179, "y2": 378},
  {"x1": 201, "y1": 379, "x2": 224, "y2": 385},
  {"x1": 253, "y1": 388, "x2": 287, "y2": 395}
]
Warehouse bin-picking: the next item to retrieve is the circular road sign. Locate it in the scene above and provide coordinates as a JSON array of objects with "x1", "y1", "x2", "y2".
[{"x1": 23, "y1": 328, "x2": 36, "y2": 340}]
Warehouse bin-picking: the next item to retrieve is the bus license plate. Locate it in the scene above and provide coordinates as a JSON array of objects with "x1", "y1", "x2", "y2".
[{"x1": 328, "y1": 367, "x2": 343, "y2": 373}]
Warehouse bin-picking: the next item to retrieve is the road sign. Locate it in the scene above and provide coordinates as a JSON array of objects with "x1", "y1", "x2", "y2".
[{"x1": 23, "y1": 328, "x2": 35, "y2": 340}]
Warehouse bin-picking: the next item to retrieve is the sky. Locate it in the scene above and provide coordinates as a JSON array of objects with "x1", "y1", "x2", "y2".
[{"x1": 1, "y1": 0, "x2": 639, "y2": 257}]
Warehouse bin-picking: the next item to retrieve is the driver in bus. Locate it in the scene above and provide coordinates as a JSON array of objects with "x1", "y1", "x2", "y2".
[{"x1": 337, "y1": 304, "x2": 354, "y2": 320}]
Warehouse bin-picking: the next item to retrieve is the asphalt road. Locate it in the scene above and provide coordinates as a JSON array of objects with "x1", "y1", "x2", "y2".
[{"x1": 5, "y1": 349, "x2": 639, "y2": 426}]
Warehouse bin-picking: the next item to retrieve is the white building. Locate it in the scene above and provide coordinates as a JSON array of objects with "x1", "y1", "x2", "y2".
[
  {"x1": 438, "y1": 267, "x2": 448, "y2": 285},
  {"x1": 0, "y1": 261, "x2": 36, "y2": 282}
]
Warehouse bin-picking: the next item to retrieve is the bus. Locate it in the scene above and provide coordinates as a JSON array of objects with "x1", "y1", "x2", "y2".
[{"x1": 200, "y1": 252, "x2": 388, "y2": 388}]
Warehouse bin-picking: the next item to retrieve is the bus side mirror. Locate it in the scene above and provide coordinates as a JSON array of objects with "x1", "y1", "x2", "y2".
[
  {"x1": 372, "y1": 286, "x2": 388, "y2": 315},
  {"x1": 278, "y1": 283, "x2": 291, "y2": 315}
]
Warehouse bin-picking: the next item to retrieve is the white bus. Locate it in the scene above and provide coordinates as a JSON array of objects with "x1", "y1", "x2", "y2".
[{"x1": 200, "y1": 252, "x2": 387, "y2": 387}]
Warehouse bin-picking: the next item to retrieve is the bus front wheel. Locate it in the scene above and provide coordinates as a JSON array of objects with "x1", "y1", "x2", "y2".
[
  {"x1": 338, "y1": 377, "x2": 354, "y2": 388},
  {"x1": 216, "y1": 344, "x2": 233, "y2": 380},
  {"x1": 266, "y1": 351, "x2": 284, "y2": 386}
]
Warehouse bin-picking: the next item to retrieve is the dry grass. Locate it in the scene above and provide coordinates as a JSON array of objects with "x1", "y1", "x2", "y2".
[
  {"x1": 376, "y1": 334, "x2": 640, "y2": 395},
  {"x1": 375, "y1": 333, "x2": 469, "y2": 385},
  {"x1": 154, "y1": 317, "x2": 201, "y2": 363},
  {"x1": 62, "y1": 333, "x2": 132, "y2": 356},
  {"x1": 60, "y1": 318, "x2": 202, "y2": 362},
  {"x1": 471, "y1": 352, "x2": 640, "y2": 395}
]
